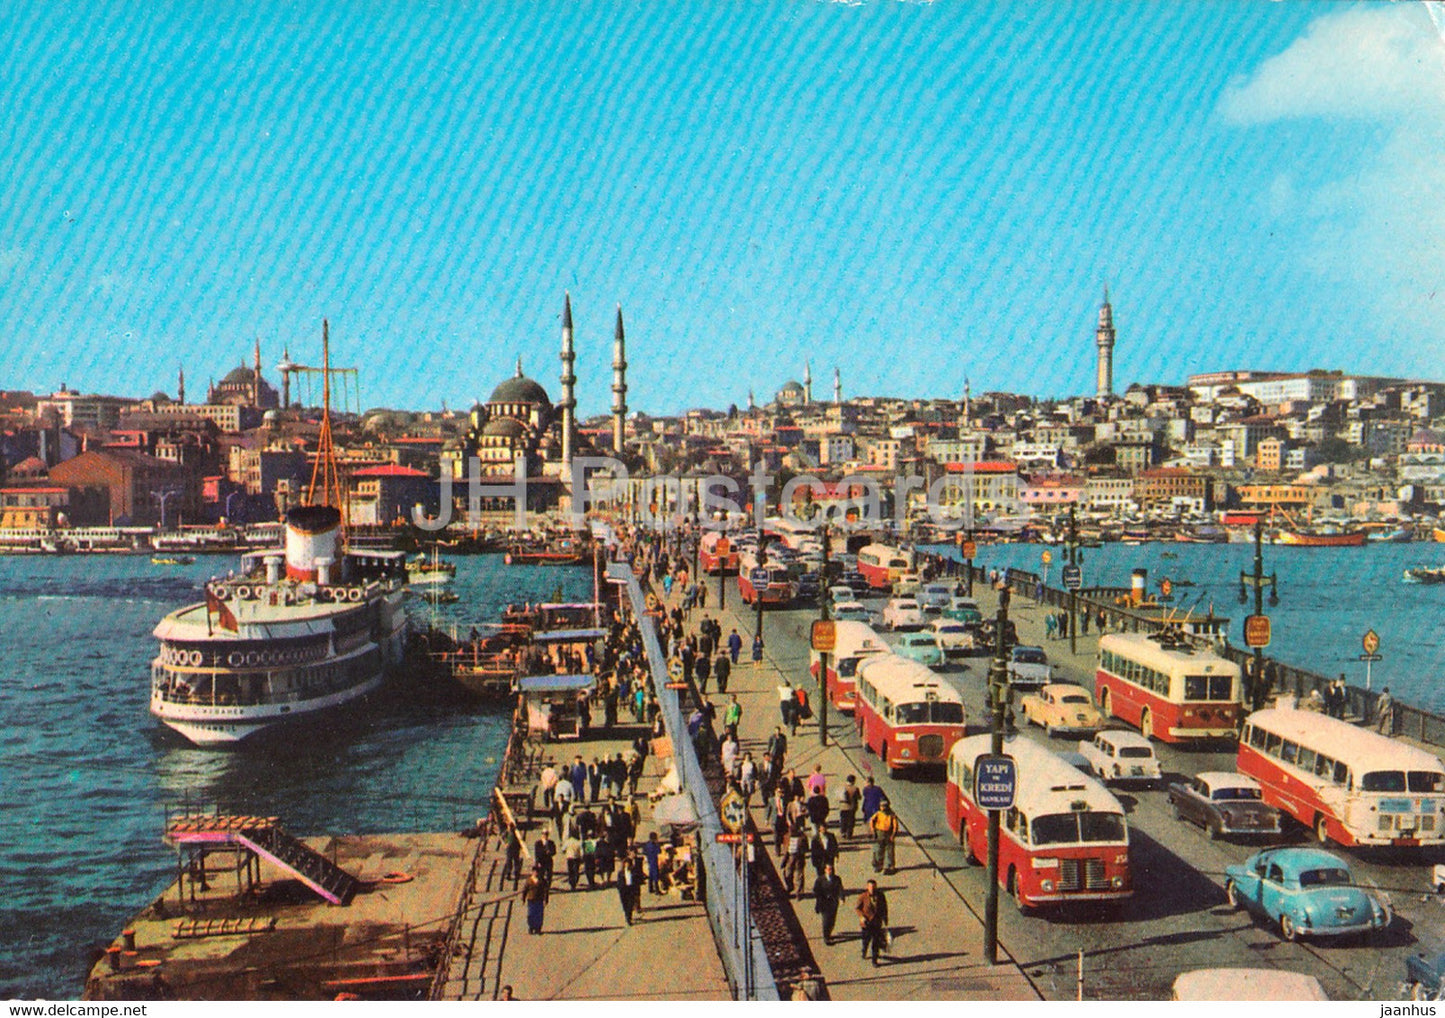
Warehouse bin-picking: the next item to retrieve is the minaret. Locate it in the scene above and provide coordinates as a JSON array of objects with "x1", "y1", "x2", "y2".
[
  {"x1": 833, "y1": 367, "x2": 841, "y2": 405},
  {"x1": 803, "y1": 361, "x2": 813, "y2": 404},
  {"x1": 747, "y1": 389, "x2": 756, "y2": 412},
  {"x1": 962, "y1": 376, "x2": 971, "y2": 423},
  {"x1": 277, "y1": 346, "x2": 294, "y2": 408},
  {"x1": 559, "y1": 293, "x2": 576, "y2": 474},
  {"x1": 611, "y1": 305, "x2": 628, "y2": 454},
  {"x1": 253, "y1": 339, "x2": 263, "y2": 406},
  {"x1": 1095, "y1": 287, "x2": 1116, "y2": 399},
  {"x1": 177, "y1": 366, "x2": 185, "y2": 406}
]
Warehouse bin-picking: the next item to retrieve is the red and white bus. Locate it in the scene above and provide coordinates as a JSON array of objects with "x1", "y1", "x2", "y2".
[
  {"x1": 947, "y1": 734, "x2": 1132, "y2": 912},
  {"x1": 737, "y1": 550, "x2": 793, "y2": 606},
  {"x1": 857, "y1": 543, "x2": 911, "y2": 590},
  {"x1": 808, "y1": 620, "x2": 888, "y2": 713},
  {"x1": 698, "y1": 531, "x2": 740, "y2": 575},
  {"x1": 854, "y1": 654, "x2": 966, "y2": 777},
  {"x1": 1095, "y1": 631, "x2": 1242, "y2": 743},
  {"x1": 1237, "y1": 707, "x2": 1445, "y2": 847}
]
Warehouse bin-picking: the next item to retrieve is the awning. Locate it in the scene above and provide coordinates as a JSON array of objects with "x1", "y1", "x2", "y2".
[
  {"x1": 531, "y1": 627, "x2": 608, "y2": 643},
  {"x1": 516, "y1": 673, "x2": 596, "y2": 693}
]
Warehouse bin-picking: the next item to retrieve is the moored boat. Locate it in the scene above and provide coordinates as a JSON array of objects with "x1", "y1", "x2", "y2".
[
  {"x1": 1274, "y1": 527, "x2": 1366, "y2": 548},
  {"x1": 1403, "y1": 567, "x2": 1445, "y2": 585}
]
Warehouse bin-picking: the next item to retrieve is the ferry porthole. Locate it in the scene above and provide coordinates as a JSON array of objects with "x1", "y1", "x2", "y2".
[
  {"x1": 188, "y1": 649, "x2": 203, "y2": 667},
  {"x1": 245, "y1": 652, "x2": 260, "y2": 667},
  {"x1": 228, "y1": 652, "x2": 244, "y2": 667}
]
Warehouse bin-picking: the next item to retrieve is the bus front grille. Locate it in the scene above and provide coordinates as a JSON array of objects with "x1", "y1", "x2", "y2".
[
  {"x1": 918, "y1": 735, "x2": 944, "y2": 759},
  {"x1": 1085, "y1": 858, "x2": 1110, "y2": 890},
  {"x1": 1057, "y1": 859, "x2": 1081, "y2": 891}
]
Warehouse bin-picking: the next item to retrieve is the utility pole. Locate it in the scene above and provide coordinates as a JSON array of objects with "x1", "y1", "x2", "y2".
[
  {"x1": 1068, "y1": 504, "x2": 1079, "y2": 656},
  {"x1": 983, "y1": 584, "x2": 1012, "y2": 965},
  {"x1": 1238, "y1": 519, "x2": 1279, "y2": 710},
  {"x1": 818, "y1": 523, "x2": 830, "y2": 747},
  {"x1": 754, "y1": 532, "x2": 768, "y2": 654}
]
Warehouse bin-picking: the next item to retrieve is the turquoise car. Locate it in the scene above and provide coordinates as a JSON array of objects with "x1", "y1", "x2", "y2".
[
  {"x1": 892, "y1": 630, "x2": 943, "y2": 667},
  {"x1": 1224, "y1": 847, "x2": 1391, "y2": 942}
]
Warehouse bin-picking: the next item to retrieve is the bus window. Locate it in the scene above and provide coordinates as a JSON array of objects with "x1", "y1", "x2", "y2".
[
  {"x1": 1360, "y1": 771, "x2": 1407, "y2": 792},
  {"x1": 1184, "y1": 675, "x2": 1207, "y2": 700},
  {"x1": 1280, "y1": 741, "x2": 1298, "y2": 765},
  {"x1": 931, "y1": 702, "x2": 964, "y2": 724},
  {"x1": 1248, "y1": 725, "x2": 1266, "y2": 749},
  {"x1": 1314, "y1": 755, "x2": 1333, "y2": 779},
  {"x1": 1264, "y1": 732, "x2": 1282, "y2": 756},
  {"x1": 1296, "y1": 747, "x2": 1316, "y2": 772},
  {"x1": 896, "y1": 702, "x2": 929, "y2": 725},
  {"x1": 1335, "y1": 763, "x2": 1349, "y2": 786},
  {"x1": 1031, "y1": 814, "x2": 1080, "y2": 845},
  {"x1": 1079, "y1": 812, "x2": 1126, "y2": 843},
  {"x1": 839, "y1": 658, "x2": 860, "y2": 677},
  {"x1": 1409, "y1": 772, "x2": 1445, "y2": 793},
  {"x1": 1208, "y1": 675, "x2": 1233, "y2": 700}
]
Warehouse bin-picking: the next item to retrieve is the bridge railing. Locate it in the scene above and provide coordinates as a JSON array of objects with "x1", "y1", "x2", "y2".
[{"x1": 609, "y1": 562, "x2": 779, "y2": 1001}]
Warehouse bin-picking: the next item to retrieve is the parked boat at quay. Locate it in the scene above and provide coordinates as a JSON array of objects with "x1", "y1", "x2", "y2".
[
  {"x1": 406, "y1": 549, "x2": 456, "y2": 585},
  {"x1": 149, "y1": 504, "x2": 410, "y2": 745},
  {"x1": 503, "y1": 531, "x2": 591, "y2": 566}
]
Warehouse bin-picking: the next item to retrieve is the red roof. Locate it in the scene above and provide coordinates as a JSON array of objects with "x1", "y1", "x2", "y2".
[
  {"x1": 944, "y1": 461, "x2": 1018, "y2": 474},
  {"x1": 352, "y1": 465, "x2": 429, "y2": 478}
]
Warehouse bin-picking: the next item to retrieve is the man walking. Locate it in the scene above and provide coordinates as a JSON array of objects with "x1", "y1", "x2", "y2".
[
  {"x1": 521, "y1": 864, "x2": 549, "y2": 935},
  {"x1": 642, "y1": 832, "x2": 664, "y2": 895},
  {"x1": 838, "y1": 775, "x2": 861, "y2": 839},
  {"x1": 715, "y1": 651, "x2": 731, "y2": 694},
  {"x1": 870, "y1": 801, "x2": 899, "y2": 875},
  {"x1": 855, "y1": 879, "x2": 890, "y2": 966},
  {"x1": 500, "y1": 822, "x2": 524, "y2": 883},
  {"x1": 784, "y1": 819, "x2": 809, "y2": 899},
  {"x1": 810, "y1": 822, "x2": 839, "y2": 878},
  {"x1": 813, "y1": 862, "x2": 843, "y2": 946},
  {"x1": 860, "y1": 776, "x2": 884, "y2": 825},
  {"x1": 1376, "y1": 686, "x2": 1395, "y2": 735},
  {"x1": 724, "y1": 695, "x2": 742, "y2": 736},
  {"x1": 616, "y1": 849, "x2": 642, "y2": 925},
  {"x1": 533, "y1": 830, "x2": 557, "y2": 891},
  {"x1": 728, "y1": 627, "x2": 743, "y2": 665}
]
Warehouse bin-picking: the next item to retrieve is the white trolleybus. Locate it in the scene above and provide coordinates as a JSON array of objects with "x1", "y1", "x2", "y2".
[
  {"x1": 857, "y1": 543, "x2": 912, "y2": 591},
  {"x1": 854, "y1": 654, "x2": 966, "y2": 777},
  {"x1": 1095, "y1": 631, "x2": 1242, "y2": 743},
  {"x1": 1237, "y1": 707, "x2": 1445, "y2": 848},
  {"x1": 947, "y1": 734, "x2": 1132, "y2": 912},
  {"x1": 808, "y1": 619, "x2": 888, "y2": 713}
]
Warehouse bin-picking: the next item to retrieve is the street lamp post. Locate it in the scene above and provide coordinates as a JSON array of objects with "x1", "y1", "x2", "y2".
[
  {"x1": 817, "y1": 523, "x2": 830, "y2": 747},
  {"x1": 152, "y1": 489, "x2": 180, "y2": 531},
  {"x1": 983, "y1": 584, "x2": 1013, "y2": 966},
  {"x1": 1068, "y1": 505, "x2": 1079, "y2": 656},
  {"x1": 1238, "y1": 519, "x2": 1280, "y2": 710},
  {"x1": 754, "y1": 533, "x2": 769, "y2": 654},
  {"x1": 224, "y1": 490, "x2": 241, "y2": 525}
]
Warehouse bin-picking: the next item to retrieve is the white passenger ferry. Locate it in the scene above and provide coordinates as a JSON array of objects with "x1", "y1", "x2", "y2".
[{"x1": 150, "y1": 504, "x2": 409, "y2": 746}]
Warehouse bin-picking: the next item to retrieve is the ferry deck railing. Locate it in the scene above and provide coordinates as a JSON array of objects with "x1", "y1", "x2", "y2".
[{"x1": 609, "y1": 562, "x2": 780, "y2": 1001}]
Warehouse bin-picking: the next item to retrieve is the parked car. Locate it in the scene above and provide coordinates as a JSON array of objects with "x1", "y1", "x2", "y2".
[
  {"x1": 832, "y1": 601, "x2": 873, "y2": 624},
  {"x1": 1166, "y1": 772, "x2": 1281, "y2": 840},
  {"x1": 1079, "y1": 730, "x2": 1162, "y2": 787},
  {"x1": 881, "y1": 597, "x2": 925, "y2": 631},
  {"x1": 917, "y1": 582, "x2": 955, "y2": 614},
  {"x1": 1019, "y1": 683, "x2": 1105, "y2": 736},
  {"x1": 1172, "y1": 969, "x2": 1328, "y2": 1001},
  {"x1": 794, "y1": 573, "x2": 823, "y2": 604},
  {"x1": 1224, "y1": 847, "x2": 1391, "y2": 943},
  {"x1": 943, "y1": 596, "x2": 983, "y2": 625},
  {"x1": 842, "y1": 571, "x2": 871, "y2": 596},
  {"x1": 828, "y1": 584, "x2": 854, "y2": 606},
  {"x1": 892, "y1": 572, "x2": 922, "y2": 596},
  {"x1": 1405, "y1": 950, "x2": 1445, "y2": 999},
  {"x1": 927, "y1": 619, "x2": 974, "y2": 660},
  {"x1": 1006, "y1": 645, "x2": 1052, "y2": 690},
  {"x1": 891, "y1": 630, "x2": 943, "y2": 667}
]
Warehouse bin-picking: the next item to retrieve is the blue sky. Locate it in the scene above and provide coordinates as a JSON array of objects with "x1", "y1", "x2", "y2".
[{"x1": 3, "y1": 1, "x2": 1443, "y2": 415}]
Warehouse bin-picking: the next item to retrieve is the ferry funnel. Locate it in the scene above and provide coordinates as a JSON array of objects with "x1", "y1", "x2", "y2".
[
  {"x1": 1131, "y1": 568, "x2": 1147, "y2": 605},
  {"x1": 285, "y1": 505, "x2": 341, "y2": 582}
]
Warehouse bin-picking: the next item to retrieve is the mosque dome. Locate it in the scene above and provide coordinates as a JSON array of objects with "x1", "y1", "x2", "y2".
[
  {"x1": 481, "y1": 417, "x2": 527, "y2": 439},
  {"x1": 221, "y1": 365, "x2": 257, "y2": 386},
  {"x1": 488, "y1": 375, "x2": 551, "y2": 407}
]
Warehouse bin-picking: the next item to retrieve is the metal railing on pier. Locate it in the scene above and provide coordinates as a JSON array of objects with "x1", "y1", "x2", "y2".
[{"x1": 609, "y1": 562, "x2": 780, "y2": 1001}]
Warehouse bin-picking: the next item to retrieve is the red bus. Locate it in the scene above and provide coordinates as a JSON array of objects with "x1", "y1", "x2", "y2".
[
  {"x1": 1095, "y1": 631, "x2": 1242, "y2": 743},
  {"x1": 807, "y1": 620, "x2": 888, "y2": 713},
  {"x1": 737, "y1": 550, "x2": 793, "y2": 606},
  {"x1": 1238, "y1": 707, "x2": 1445, "y2": 847},
  {"x1": 698, "y1": 531, "x2": 740, "y2": 575},
  {"x1": 947, "y1": 734, "x2": 1132, "y2": 912},
  {"x1": 857, "y1": 542, "x2": 911, "y2": 591},
  {"x1": 854, "y1": 654, "x2": 966, "y2": 777}
]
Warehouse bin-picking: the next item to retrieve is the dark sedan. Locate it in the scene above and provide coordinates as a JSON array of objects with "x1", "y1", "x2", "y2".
[{"x1": 1167, "y1": 771, "x2": 1281, "y2": 840}]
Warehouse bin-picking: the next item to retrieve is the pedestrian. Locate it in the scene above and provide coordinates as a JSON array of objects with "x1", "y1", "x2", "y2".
[
  {"x1": 570, "y1": 755, "x2": 587, "y2": 803},
  {"x1": 728, "y1": 628, "x2": 743, "y2": 664},
  {"x1": 1080, "y1": 608, "x2": 1090, "y2": 635},
  {"x1": 1045, "y1": 614, "x2": 1057, "y2": 640},
  {"x1": 695, "y1": 652, "x2": 711, "y2": 695},
  {"x1": 501, "y1": 823, "x2": 524, "y2": 883},
  {"x1": 533, "y1": 830, "x2": 557, "y2": 890},
  {"x1": 739, "y1": 752, "x2": 757, "y2": 801},
  {"x1": 1376, "y1": 686, "x2": 1394, "y2": 735},
  {"x1": 753, "y1": 633, "x2": 765, "y2": 666},
  {"x1": 870, "y1": 801, "x2": 899, "y2": 874},
  {"x1": 724, "y1": 694, "x2": 742, "y2": 736},
  {"x1": 582, "y1": 835, "x2": 598, "y2": 888},
  {"x1": 855, "y1": 879, "x2": 890, "y2": 966},
  {"x1": 642, "y1": 832, "x2": 663, "y2": 895},
  {"x1": 538, "y1": 763, "x2": 558, "y2": 810},
  {"x1": 589, "y1": 757, "x2": 603, "y2": 802},
  {"x1": 617, "y1": 850, "x2": 642, "y2": 925},
  {"x1": 698, "y1": 582, "x2": 708, "y2": 609},
  {"x1": 777, "y1": 679, "x2": 796, "y2": 729},
  {"x1": 861, "y1": 776, "x2": 884, "y2": 824},
  {"x1": 810, "y1": 822, "x2": 839, "y2": 877},
  {"x1": 838, "y1": 775, "x2": 860, "y2": 839},
  {"x1": 784, "y1": 819, "x2": 809, "y2": 899},
  {"x1": 715, "y1": 652, "x2": 731, "y2": 694},
  {"x1": 807, "y1": 764, "x2": 827, "y2": 797},
  {"x1": 563, "y1": 830, "x2": 583, "y2": 890},
  {"x1": 767, "y1": 727, "x2": 788, "y2": 773},
  {"x1": 721, "y1": 732, "x2": 740, "y2": 777},
  {"x1": 813, "y1": 862, "x2": 844, "y2": 945},
  {"x1": 521, "y1": 865, "x2": 549, "y2": 935},
  {"x1": 771, "y1": 787, "x2": 790, "y2": 853},
  {"x1": 628, "y1": 752, "x2": 644, "y2": 796},
  {"x1": 1096, "y1": 608, "x2": 1106, "y2": 633},
  {"x1": 806, "y1": 785, "x2": 830, "y2": 835}
]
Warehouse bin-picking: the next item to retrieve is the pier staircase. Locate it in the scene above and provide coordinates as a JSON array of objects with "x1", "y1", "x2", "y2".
[{"x1": 166, "y1": 814, "x2": 361, "y2": 906}]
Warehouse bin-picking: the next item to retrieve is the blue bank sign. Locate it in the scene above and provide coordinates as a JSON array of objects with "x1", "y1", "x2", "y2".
[{"x1": 974, "y1": 753, "x2": 1017, "y2": 811}]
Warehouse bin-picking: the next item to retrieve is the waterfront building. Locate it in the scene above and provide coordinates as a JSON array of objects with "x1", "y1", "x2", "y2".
[{"x1": 48, "y1": 448, "x2": 194, "y2": 526}]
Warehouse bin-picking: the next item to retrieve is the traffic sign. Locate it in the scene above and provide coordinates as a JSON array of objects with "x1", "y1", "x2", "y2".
[
  {"x1": 811, "y1": 619, "x2": 837, "y2": 653},
  {"x1": 1041, "y1": 550, "x2": 1053, "y2": 566},
  {"x1": 714, "y1": 832, "x2": 755, "y2": 844},
  {"x1": 1062, "y1": 564, "x2": 1082, "y2": 591},
  {"x1": 1362, "y1": 629, "x2": 1380, "y2": 656},
  {"x1": 962, "y1": 540, "x2": 977, "y2": 559},
  {"x1": 974, "y1": 753, "x2": 1017, "y2": 811},
  {"x1": 719, "y1": 789, "x2": 747, "y2": 833},
  {"x1": 1243, "y1": 614, "x2": 1271, "y2": 649},
  {"x1": 665, "y1": 681, "x2": 689, "y2": 690},
  {"x1": 1160, "y1": 578, "x2": 1173, "y2": 598}
]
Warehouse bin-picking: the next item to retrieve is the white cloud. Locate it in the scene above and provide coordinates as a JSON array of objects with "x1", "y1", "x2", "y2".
[{"x1": 1219, "y1": 4, "x2": 1445, "y2": 125}]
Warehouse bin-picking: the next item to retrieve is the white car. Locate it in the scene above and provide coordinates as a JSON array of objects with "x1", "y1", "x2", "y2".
[
  {"x1": 1006, "y1": 645, "x2": 1052, "y2": 690},
  {"x1": 881, "y1": 597, "x2": 925, "y2": 631},
  {"x1": 917, "y1": 582, "x2": 955, "y2": 614},
  {"x1": 927, "y1": 618, "x2": 974, "y2": 659},
  {"x1": 828, "y1": 584, "x2": 854, "y2": 606},
  {"x1": 832, "y1": 601, "x2": 873, "y2": 623},
  {"x1": 892, "y1": 572, "x2": 922, "y2": 596},
  {"x1": 1079, "y1": 730, "x2": 1163, "y2": 787}
]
